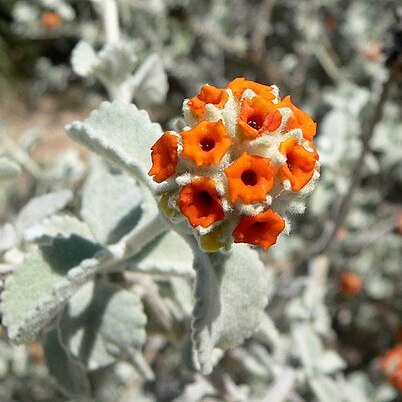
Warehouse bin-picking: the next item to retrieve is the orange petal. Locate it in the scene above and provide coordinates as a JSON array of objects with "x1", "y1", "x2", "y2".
[
  {"x1": 233, "y1": 209, "x2": 285, "y2": 250},
  {"x1": 227, "y1": 78, "x2": 276, "y2": 101},
  {"x1": 239, "y1": 96, "x2": 282, "y2": 139},
  {"x1": 179, "y1": 177, "x2": 225, "y2": 228},
  {"x1": 148, "y1": 132, "x2": 178, "y2": 183},
  {"x1": 187, "y1": 85, "x2": 229, "y2": 117},
  {"x1": 279, "y1": 139, "x2": 318, "y2": 191},
  {"x1": 224, "y1": 152, "x2": 276, "y2": 203},
  {"x1": 181, "y1": 120, "x2": 232, "y2": 167},
  {"x1": 278, "y1": 96, "x2": 317, "y2": 140}
]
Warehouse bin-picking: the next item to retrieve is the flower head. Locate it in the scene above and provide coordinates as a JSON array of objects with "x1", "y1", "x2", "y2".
[
  {"x1": 41, "y1": 11, "x2": 62, "y2": 29},
  {"x1": 340, "y1": 272, "x2": 363, "y2": 296},
  {"x1": 148, "y1": 132, "x2": 178, "y2": 183},
  {"x1": 380, "y1": 346, "x2": 402, "y2": 391},
  {"x1": 149, "y1": 78, "x2": 320, "y2": 251}
]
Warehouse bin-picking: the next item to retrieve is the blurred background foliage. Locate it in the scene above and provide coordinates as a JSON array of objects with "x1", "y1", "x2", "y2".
[{"x1": 0, "y1": 0, "x2": 401, "y2": 401}]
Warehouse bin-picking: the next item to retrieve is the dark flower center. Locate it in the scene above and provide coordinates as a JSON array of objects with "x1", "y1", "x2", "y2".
[
  {"x1": 200, "y1": 137, "x2": 216, "y2": 152},
  {"x1": 241, "y1": 169, "x2": 258, "y2": 186}
]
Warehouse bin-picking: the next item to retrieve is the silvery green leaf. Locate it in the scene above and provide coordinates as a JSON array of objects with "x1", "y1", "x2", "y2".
[
  {"x1": 125, "y1": 231, "x2": 193, "y2": 277},
  {"x1": 92, "y1": 362, "x2": 150, "y2": 402},
  {"x1": 173, "y1": 374, "x2": 216, "y2": 402},
  {"x1": 309, "y1": 376, "x2": 343, "y2": 402},
  {"x1": 374, "y1": 384, "x2": 397, "y2": 402},
  {"x1": 292, "y1": 323, "x2": 323, "y2": 375},
  {"x1": 24, "y1": 215, "x2": 94, "y2": 243},
  {"x1": 111, "y1": 184, "x2": 164, "y2": 260},
  {"x1": 1, "y1": 236, "x2": 102, "y2": 344},
  {"x1": 192, "y1": 244, "x2": 270, "y2": 374},
  {"x1": 15, "y1": 189, "x2": 73, "y2": 237},
  {"x1": 44, "y1": 330, "x2": 91, "y2": 399},
  {"x1": 81, "y1": 161, "x2": 142, "y2": 244},
  {"x1": 0, "y1": 157, "x2": 21, "y2": 179},
  {"x1": 60, "y1": 281, "x2": 146, "y2": 370},
  {"x1": 170, "y1": 277, "x2": 194, "y2": 316},
  {"x1": 66, "y1": 101, "x2": 163, "y2": 189},
  {"x1": 317, "y1": 351, "x2": 346, "y2": 374},
  {"x1": 71, "y1": 41, "x2": 99, "y2": 77},
  {"x1": 95, "y1": 42, "x2": 138, "y2": 85},
  {"x1": 0, "y1": 223, "x2": 17, "y2": 252},
  {"x1": 132, "y1": 54, "x2": 168, "y2": 106}
]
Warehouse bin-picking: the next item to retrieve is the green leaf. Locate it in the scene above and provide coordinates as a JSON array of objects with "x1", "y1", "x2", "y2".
[
  {"x1": 16, "y1": 190, "x2": 73, "y2": 237},
  {"x1": 1, "y1": 236, "x2": 102, "y2": 343},
  {"x1": 0, "y1": 156, "x2": 21, "y2": 179},
  {"x1": 71, "y1": 41, "x2": 99, "y2": 78},
  {"x1": 125, "y1": 231, "x2": 194, "y2": 277},
  {"x1": 132, "y1": 54, "x2": 168, "y2": 106},
  {"x1": 60, "y1": 281, "x2": 147, "y2": 370},
  {"x1": 24, "y1": 215, "x2": 94, "y2": 243},
  {"x1": 81, "y1": 161, "x2": 142, "y2": 244},
  {"x1": 191, "y1": 244, "x2": 270, "y2": 374},
  {"x1": 309, "y1": 376, "x2": 343, "y2": 402},
  {"x1": 44, "y1": 330, "x2": 91, "y2": 399},
  {"x1": 66, "y1": 102, "x2": 162, "y2": 189}
]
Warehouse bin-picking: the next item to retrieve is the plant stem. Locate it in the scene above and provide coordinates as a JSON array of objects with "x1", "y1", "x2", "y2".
[{"x1": 103, "y1": 0, "x2": 120, "y2": 44}]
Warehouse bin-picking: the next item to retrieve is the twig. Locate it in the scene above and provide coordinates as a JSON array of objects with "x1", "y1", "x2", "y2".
[{"x1": 308, "y1": 67, "x2": 397, "y2": 257}]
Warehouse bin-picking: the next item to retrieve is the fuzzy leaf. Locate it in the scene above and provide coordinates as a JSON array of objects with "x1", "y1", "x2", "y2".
[
  {"x1": 310, "y1": 376, "x2": 343, "y2": 402},
  {"x1": 71, "y1": 41, "x2": 99, "y2": 77},
  {"x1": 81, "y1": 162, "x2": 142, "y2": 244},
  {"x1": 95, "y1": 42, "x2": 138, "y2": 84},
  {"x1": 0, "y1": 156, "x2": 21, "y2": 179},
  {"x1": 192, "y1": 244, "x2": 270, "y2": 374},
  {"x1": 132, "y1": 54, "x2": 168, "y2": 106},
  {"x1": 125, "y1": 231, "x2": 194, "y2": 277},
  {"x1": 0, "y1": 223, "x2": 17, "y2": 252},
  {"x1": 60, "y1": 281, "x2": 147, "y2": 370},
  {"x1": 24, "y1": 215, "x2": 94, "y2": 243},
  {"x1": 1, "y1": 236, "x2": 102, "y2": 343},
  {"x1": 44, "y1": 330, "x2": 91, "y2": 398},
  {"x1": 66, "y1": 102, "x2": 163, "y2": 188},
  {"x1": 15, "y1": 189, "x2": 73, "y2": 237}
]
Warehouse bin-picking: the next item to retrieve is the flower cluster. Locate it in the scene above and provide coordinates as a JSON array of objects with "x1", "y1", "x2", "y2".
[
  {"x1": 380, "y1": 346, "x2": 402, "y2": 391},
  {"x1": 149, "y1": 78, "x2": 320, "y2": 252}
]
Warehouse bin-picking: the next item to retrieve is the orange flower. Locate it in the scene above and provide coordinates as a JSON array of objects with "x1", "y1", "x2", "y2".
[
  {"x1": 278, "y1": 96, "x2": 317, "y2": 140},
  {"x1": 225, "y1": 152, "x2": 276, "y2": 203},
  {"x1": 380, "y1": 346, "x2": 402, "y2": 391},
  {"x1": 149, "y1": 132, "x2": 178, "y2": 183},
  {"x1": 340, "y1": 272, "x2": 363, "y2": 296},
  {"x1": 187, "y1": 85, "x2": 229, "y2": 117},
  {"x1": 233, "y1": 210, "x2": 285, "y2": 250},
  {"x1": 41, "y1": 11, "x2": 62, "y2": 29},
  {"x1": 227, "y1": 78, "x2": 276, "y2": 101},
  {"x1": 179, "y1": 178, "x2": 224, "y2": 228},
  {"x1": 181, "y1": 120, "x2": 232, "y2": 167},
  {"x1": 239, "y1": 96, "x2": 282, "y2": 139},
  {"x1": 279, "y1": 139, "x2": 318, "y2": 191}
]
